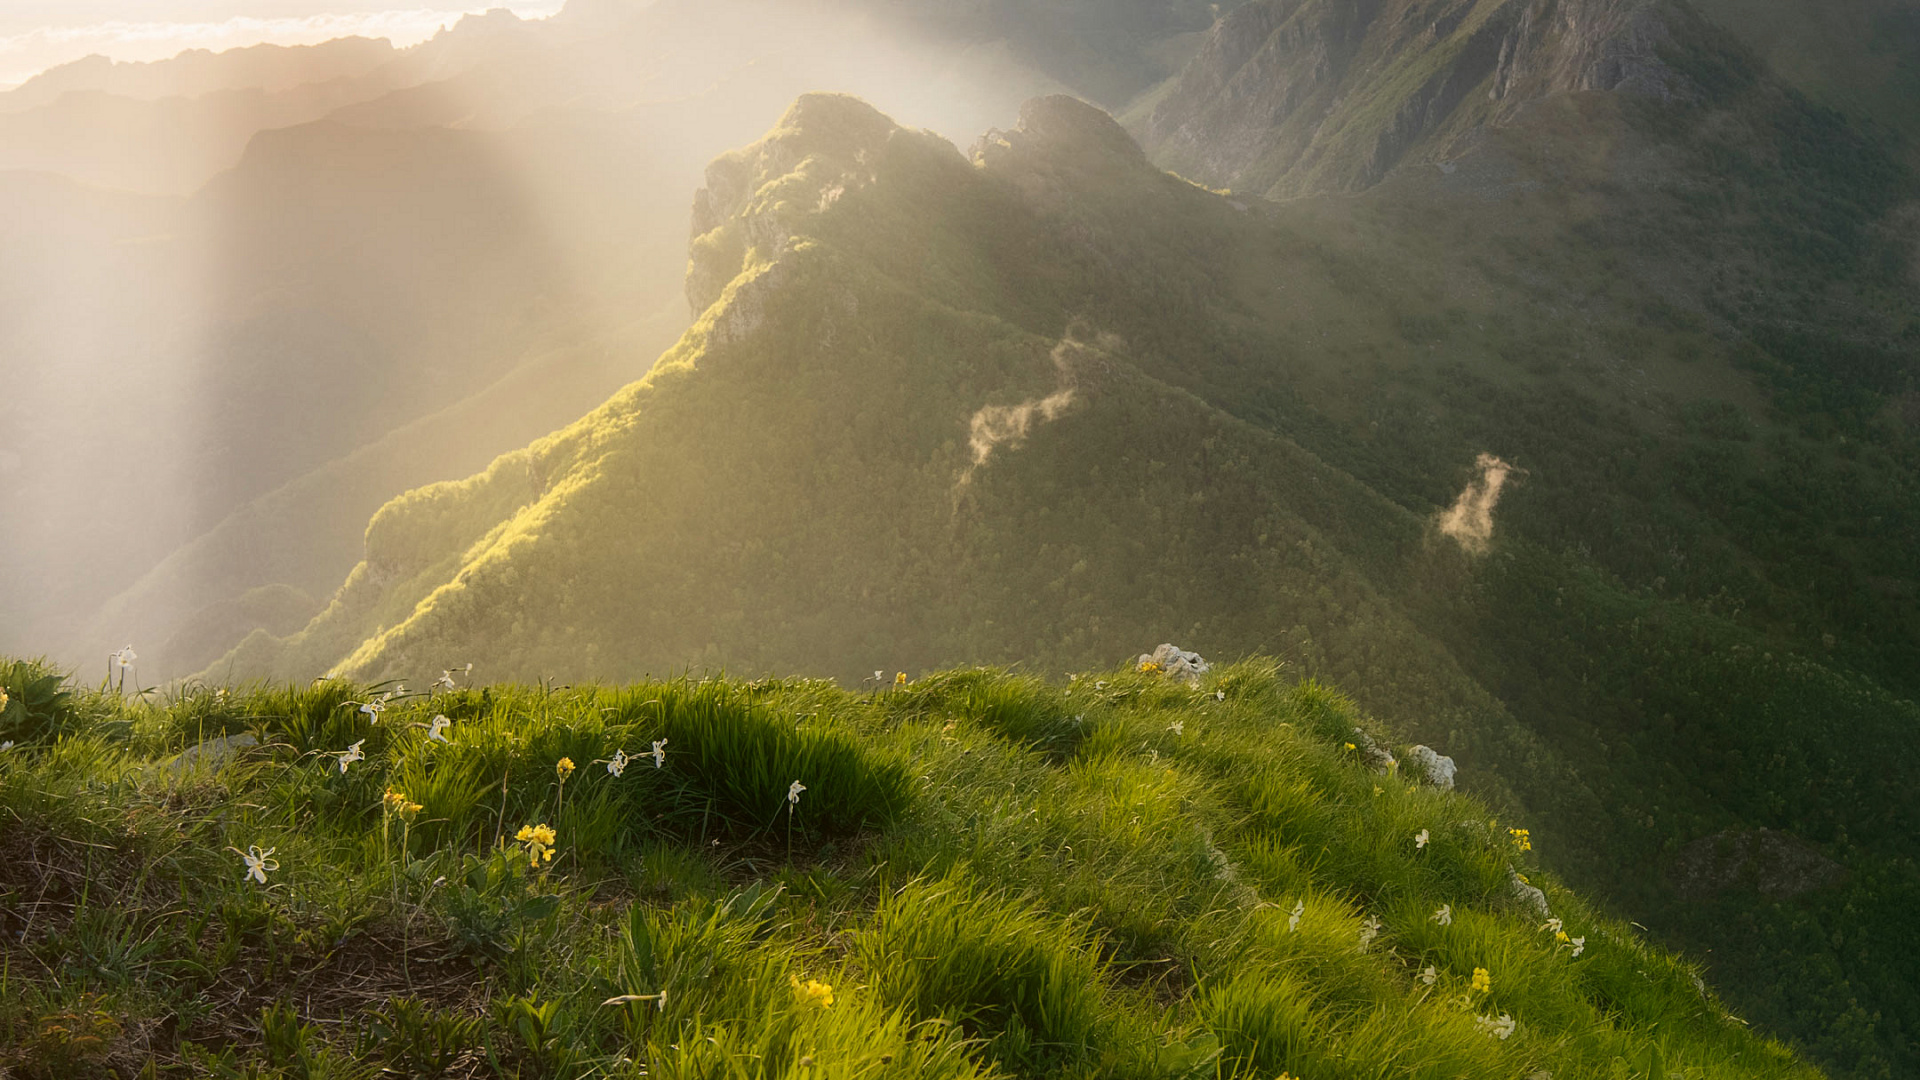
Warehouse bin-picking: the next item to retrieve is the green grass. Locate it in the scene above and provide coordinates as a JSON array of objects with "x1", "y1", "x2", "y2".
[{"x1": 0, "y1": 657, "x2": 1816, "y2": 1079}]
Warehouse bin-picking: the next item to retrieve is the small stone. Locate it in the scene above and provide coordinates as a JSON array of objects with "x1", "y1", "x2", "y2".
[
  {"x1": 1405, "y1": 744, "x2": 1456, "y2": 789},
  {"x1": 1137, "y1": 643, "x2": 1210, "y2": 685}
]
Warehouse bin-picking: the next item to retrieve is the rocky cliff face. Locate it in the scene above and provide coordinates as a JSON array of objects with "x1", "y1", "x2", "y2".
[{"x1": 1138, "y1": 0, "x2": 1701, "y2": 197}]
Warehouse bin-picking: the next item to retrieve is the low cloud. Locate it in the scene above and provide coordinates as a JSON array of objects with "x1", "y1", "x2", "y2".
[
  {"x1": 1439, "y1": 453, "x2": 1515, "y2": 554},
  {"x1": 960, "y1": 334, "x2": 1097, "y2": 485}
]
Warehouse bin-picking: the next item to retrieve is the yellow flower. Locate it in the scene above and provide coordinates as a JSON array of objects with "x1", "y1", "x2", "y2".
[
  {"x1": 556, "y1": 757, "x2": 576, "y2": 782},
  {"x1": 1344, "y1": 742, "x2": 1357, "y2": 751},
  {"x1": 1139, "y1": 660, "x2": 1164, "y2": 674},
  {"x1": 383, "y1": 789, "x2": 423, "y2": 821},
  {"x1": 895, "y1": 672, "x2": 908, "y2": 686},
  {"x1": 1471, "y1": 967, "x2": 1491, "y2": 994},
  {"x1": 1556, "y1": 930, "x2": 1571, "y2": 945},
  {"x1": 791, "y1": 974, "x2": 834, "y2": 1008},
  {"x1": 1508, "y1": 827, "x2": 1532, "y2": 852},
  {"x1": 515, "y1": 823, "x2": 558, "y2": 867}
]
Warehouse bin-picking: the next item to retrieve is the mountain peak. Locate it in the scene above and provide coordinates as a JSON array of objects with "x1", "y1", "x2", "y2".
[
  {"x1": 981, "y1": 95, "x2": 1148, "y2": 167},
  {"x1": 1137, "y1": 0, "x2": 1705, "y2": 197}
]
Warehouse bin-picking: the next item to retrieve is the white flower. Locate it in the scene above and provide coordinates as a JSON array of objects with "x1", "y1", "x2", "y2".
[
  {"x1": 1415, "y1": 828, "x2": 1430, "y2": 849},
  {"x1": 1358, "y1": 915, "x2": 1382, "y2": 950},
  {"x1": 651, "y1": 739, "x2": 668, "y2": 768},
  {"x1": 358, "y1": 697, "x2": 385, "y2": 722},
  {"x1": 1540, "y1": 917, "x2": 1563, "y2": 934},
  {"x1": 1570, "y1": 936, "x2": 1586, "y2": 958},
  {"x1": 787, "y1": 780, "x2": 806, "y2": 805},
  {"x1": 1475, "y1": 1013, "x2": 1517, "y2": 1040},
  {"x1": 873, "y1": 670, "x2": 884, "y2": 683},
  {"x1": 1418, "y1": 965, "x2": 1438, "y2": 986},
  {"x1": 1430, "y1": 904, "x2": 1452, "y2": 926},
  {"x1": 434, "y1": 670, "x2": 457, "y2": 691},
  {"x1": 603, "y1": 749, "x2": 631, "y2": 777},
  {"x1": 114, "y1": 645, "x2": 136, "y2": 668},
  {"x1": 235, "y1": 844, "x2": 279, "y2": 885},
  {"x1": 464, "y1": 663, "x2": 474, "y2": 676},
  {"x1": 427, "y1": 715, "x2": 452, "y2": 743},
  {"x1": 1168, "y1": 720, "x2": 1185, "y2": 736},
  {"x1": 0, "y1": 741, "x2": 13, "y2": 752},
  {"x1": 1287, "y1": 899, "x2": 1304, "y2": 933},
  {"x1": 1214, "y1": 690, "x2": 1225, "y2": 701},
  {"x1": 335, "y1": 739, "x2": 366, "y2": 773}
]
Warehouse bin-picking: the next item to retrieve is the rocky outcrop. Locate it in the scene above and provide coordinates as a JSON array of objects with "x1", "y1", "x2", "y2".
[
  {"x1": 1138, "y1": 643, "x2": 1211, "y2": 684},
  {"x1": 1405, "y1": 744, "x2": 1457, "y2": 788},
  {"x1": 1137, "y1": 0, "x2": 1697, "y2": 198}
]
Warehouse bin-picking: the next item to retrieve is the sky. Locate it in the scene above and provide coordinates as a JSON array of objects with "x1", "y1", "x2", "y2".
[{"x1": 0, "y1": 1, "x2": 565, "y2": 86}]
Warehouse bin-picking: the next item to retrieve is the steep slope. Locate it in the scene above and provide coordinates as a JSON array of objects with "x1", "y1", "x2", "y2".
[
  {"x1": 0, "y1": 659, "x2": 1824, "y2": 1078},
  {"x1": 227, "y1": 91, "x2": 1920, "y2": 1076},
  {"x1": 1689, "y1": 0, "x2": 1920, "y2": 168}
]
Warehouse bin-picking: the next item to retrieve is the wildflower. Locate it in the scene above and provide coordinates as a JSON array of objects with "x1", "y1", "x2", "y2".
[
  {"x1": 1344, "y1": 742, "x2": 1356, "y2": 751},
  {"x1": 1555, "y1": 930, "x2": 1570, "y2": 945},
  {"x1": 1168, "y1": 720, "x2": 1185, "y2": 736},
  {"x1": 1139, "y1": 660, "x2": 1164, "y2": 674},
  {"x1": 516, "y1": 823, "x2": 557, "y2": 867},
  {"x1": 427, "y1": 715, "x2": 453, "y2": 743},
  {"x1": 383, "y1": 789, "x2": 423, "y2": 821},
  {"x1": 1540, "y1": 917, "x2": 1563, "y2": 934},
  {"x1": 1288, "y1": 899, "x2": 1304, "y2": 933},
  {"x1": 0, "y1": 688, "x2": 8, "y2": 710},
  {"x1": 1358, "y1": 915, "x2": 1382, "y2": 950},
  {"x1": 790, "y1": 974, "x2": 835, "y2": 1008},
  {"x1": 556, "y1": 757, "x2": 576, "y2": 782},
  {"x1": 1214, "y1": 689, "x2": 1225, "y2": 700},
  {"x1": 1569, "y1": 936, "x2": 1586, "y2": 958},
  {"x1": 0, "y1": 742, "x2": 12, "y2": 753},
  {"x1": 1418, "y1": 965, "x2": 1438, "y2": 986},
  {"x1": 1431, "y1": 904, "x2": 1452, "y2": 926},
  {"x1": 334, "y1": 739, "x2": 366, "y2": 773},
  {"x1": 1508, "y1": 827, "x2": 1532, "y2": 852},
  {"x1": 651, "y1": 738, "x2": 668, "y2": 768},
  {"x1": 1373, "y1": 785, "x2": 1383, "y2": 796},
  {"x1": 601, "y1": 749, "x2": 631, "y2": 777},
  {"x1": 1471, "y1": 967, "x2": 1491, "y2": 994},
  {"x1": 788, "y1": 780, "x2": 806, "y2": 805},
  {"x1": 115, "y1": 645, "x2": 136, "y2": 668},
  {"x1": 1415, "y1": 828, "x2": 1430, "y2": 849},
  {"x1": 233, "y1": 844, "x2": 279, "y2": 885},
  {"x1": 357, "y1": 697, "x2": 385, "y2": 722},
  {"x1": 1475, "y1": 1013, "x2": 1516, "y2": 1040},
  {"x1": 1093, "y1": 680, "x2": 1109, "y2": 690},
  {"x1": 434, "y1": 670, "x2": 457, "y2": 691}
]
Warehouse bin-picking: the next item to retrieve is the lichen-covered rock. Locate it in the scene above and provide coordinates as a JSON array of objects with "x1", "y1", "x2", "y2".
[
  {"x1": 1138, "y1": 643, "x2": 1210, "y2": 684},
  {"x1": 1405, "y1": 744, "x2": 1457, "y2": 789},
  {"x1": 1347, "y1": 726, "x2": 1398, "y2": 774},
  {"x1": 1509, "y1": 866, "x2": 1552, "y2": 920}
]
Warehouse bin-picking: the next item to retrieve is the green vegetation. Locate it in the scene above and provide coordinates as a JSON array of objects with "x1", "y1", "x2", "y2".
[
  {"x1": 0, "y1": 656, "x2": 1816, "y2": 1078},
  {"x1": 197, "y1": 83, "x2": 1919, "y2": 1078}
]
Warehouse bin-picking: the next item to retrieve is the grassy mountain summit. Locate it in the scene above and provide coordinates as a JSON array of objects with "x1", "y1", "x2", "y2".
[
  {"x1": 211, "y1": 80, "x2": 1920, "y2": 1076},
  {"x1": 0, "y1": 657, "x2": 1819, "y2": 1077}
]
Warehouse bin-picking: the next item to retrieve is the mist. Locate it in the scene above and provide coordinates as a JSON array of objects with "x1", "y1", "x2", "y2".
[{"x1": 0, "y1": 0, "x2": 1098, "y2": 681}]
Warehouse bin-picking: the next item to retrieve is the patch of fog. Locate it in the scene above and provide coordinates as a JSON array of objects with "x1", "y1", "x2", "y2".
[
  {"x1": 1438, "y1": 452, "x2": 1515, "y2": 554},
  {"x1": 961, "y1": 333, "x2": 1114, "y2": 485}
]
